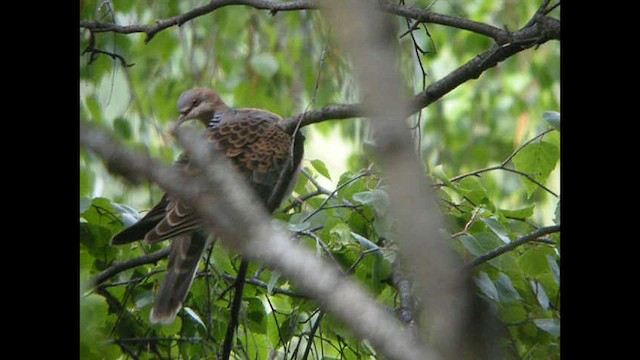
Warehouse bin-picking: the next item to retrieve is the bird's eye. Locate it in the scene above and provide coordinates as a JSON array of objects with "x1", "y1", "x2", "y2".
[{"x1": 192, "y1": 99, "x2": 199, "y2": 106}]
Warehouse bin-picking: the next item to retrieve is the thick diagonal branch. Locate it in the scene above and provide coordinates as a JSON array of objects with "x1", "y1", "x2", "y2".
[{"x1": 80, "y1": 121, "x2": 434, "y2": 360}]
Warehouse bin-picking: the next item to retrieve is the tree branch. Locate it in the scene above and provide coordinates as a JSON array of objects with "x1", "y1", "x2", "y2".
[
  {"x1": 79, "y1": 0, "x2": 536, "y2": 45},
  {"x1": 466, "y1": 224, "x2": 560, "y2": 268},
  {"x1": 89, "y1": 247, "x2": 170, "y2": 288},
  {"x1": 80, "y1": 1, "x2": 559, "y2": 133},
  {"x1": 379, "y1": 0, "x2": 510, "y2": 43},
  {"x1": 279, "y1": 11, "x2": 560, "y2": 132},
  {"x1": 217, "y1": 273, "x2": 306, "y2": 298},
  {"x1": 80, "y1": 0, "x2": 318, "y2": 44}
]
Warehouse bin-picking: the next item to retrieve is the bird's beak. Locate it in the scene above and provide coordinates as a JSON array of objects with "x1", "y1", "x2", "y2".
[{"x1": 171, "y1": 113, "x2": 190, "y2": 136}]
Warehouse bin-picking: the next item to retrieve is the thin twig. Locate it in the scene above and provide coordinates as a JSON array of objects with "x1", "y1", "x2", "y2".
[
  {"x1": 450, "y1": 207, "x2": 482, "y2": 239},
  {"x1": 302, "y1": 311, "x2": 325, "y2": 360},
  {"x1": 501, "y1": 128, "x2": 555, "y2": 166},
  {"x1": 89, "y1": 247, "x2": 170, "y2": 288},
  {"x1": 80, "y1": 0, "x2": 518, "y2": 45},
  {"x1": 81, "y1": 0, "x2": 319, "y2": 44},
  {"x1": 301, "y1": 169, "x2": 372, "y2": 223},
  {"x1": 217, "y1": 273, "x2": 306, "y2": 298},
  {"x1": 466, "y1": 224, "x2": 560, "y2": 268},
  {"x1": 438, "y1": 128, "x2": 559, "y2": 198},
  {"x1": 544, "y1": 2, "x2": 561, "y2": 15}
]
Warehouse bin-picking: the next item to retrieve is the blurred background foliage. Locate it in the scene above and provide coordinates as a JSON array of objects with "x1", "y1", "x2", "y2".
[{"x1": 80, "y1": 0, "x2": 559, "y2": 359}]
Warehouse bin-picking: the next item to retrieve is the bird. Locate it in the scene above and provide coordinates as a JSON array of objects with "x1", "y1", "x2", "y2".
[{"x1": 111, "y1": 87, "x2": 305, "y2": 324}]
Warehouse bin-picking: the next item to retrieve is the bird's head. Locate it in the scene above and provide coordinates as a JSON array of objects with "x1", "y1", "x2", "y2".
[{"x1": 174, "y1": 87, "x2": 229, "y2": 128}]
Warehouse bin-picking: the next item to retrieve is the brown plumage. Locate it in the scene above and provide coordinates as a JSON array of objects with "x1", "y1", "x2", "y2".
[{"x1": 111, "y1": 88, "x2": 304, "y2": 324}]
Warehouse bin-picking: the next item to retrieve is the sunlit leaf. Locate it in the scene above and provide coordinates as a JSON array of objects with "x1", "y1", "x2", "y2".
[
  {"x1": 311, "y1": 159, "x2": 331, "y2": 180},
  {"x1": 499, "y1": 205, "x2": 535, "y2": 219},
  {"x1": 543, "y1": 111, "x2": 560, "y2": 130},
  {"x1": 475, "y1": 272, "x2": 499, "y2": 301},
  {"x1": 494, "y1": 273, "x2": 522, "y2": 303},
  {"x1": 512, "y1": 141, "x2": 559, "y2": 198},
  {"x1": 250, "y1": 53, "x2": 279, "y2": 78},
  {"x1": 534, "y1": 318, "x2": 560, "y2": 338},
  {"x1": 481, "y1": 216, "x2": 511, "y2": 244}
]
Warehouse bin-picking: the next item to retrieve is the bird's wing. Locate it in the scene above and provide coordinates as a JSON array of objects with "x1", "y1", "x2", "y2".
[
  {"x1": 110, "y1": 151, "x2": 191, "y2": 245},
  {"x1": 143, "y1": 110, "x2": 303, "y2": 243},
  {"x1": 207, "y1": 110, "x2": 304, "y2": 212}
]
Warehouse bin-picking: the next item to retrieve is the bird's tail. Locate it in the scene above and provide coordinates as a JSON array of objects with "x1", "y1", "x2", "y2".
[{"x1": 149, "y1": 232, "x2": 209, "y2": 324}]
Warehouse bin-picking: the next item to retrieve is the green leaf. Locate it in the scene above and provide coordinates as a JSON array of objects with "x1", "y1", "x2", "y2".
[
  {"x1": 250, "y1": 53, "x2": 279, "y2": 78},
  {"x1": 310, "y1": 159, "x2": 331, "y2": 180},
  {"x1": 353, "y1": 189, "x2": 390, "y2": 215},
  {"x1": 480, "y1": 216, "x2": 511, "y2": 244},
  {"x1": 184, "y1": 307, "x2": 207, "y2": 330},
  {"x1": 247, "y1": 297, "x2": 267, "y2": 334},
  {"x1": 134, "y1": 291, "x2": 154, "y2": 309},
  {"x1": 328, "y1": 221, "x2": 353, "y2": 247},
  {"x1": 520, "y1": 247, "x2": 552, "y2": 277},
  {"x1": 499, "y1": 205, "x2": 535, "y2": 219},
  {"x1": 288, "y1": 221, "x2": 311, "y2": 232},
  {"x1": 293, "y1": 169, "x2": 310, "y2": 195},
  {"x1": 475, "y1": 272, "x2": 499, "y2": 301},
  {"x1": 157, "y1": 315, "x2": 182, "y2": 335},
  {"x1": 547, "y1": 255, "x2": 560, "y2": 285},
  {"x1": 512, "y1": 141, "x2": 559, "y2": 198},
  {"x1": 80, "y1": 166, "x2": 95, "y2": 198},
  {"x1": 84, "y1": 95, "x2": 103, "y2": 123},
  {"x1": 531, "y1": 280, "x2": 550, "y2": 310},
  {"x1": 460, "y1": 233, "x2": 501, "y2": 257},
  {"x1": 80, "y1": 197, "x2": 92, "y2": 214},
  {"x1": 433, "y1": 164, "x2": 454, "y2": 187},
  {"x1": 351, "y1": 232, "x2": 379, "y2": 251},
  {"x1": 80, "y1": 197, "x2": 123, "y2": 233},
  {"x1": 554, "y1": 199, "x2": 560, "y2": 225},
  {"x1": 500, "y1": 303, "x2": 527, "y2": 323},
  {"x1": 456, "y1": 177, "x2": 494, "y2": 209},
  {"x1": 267, "y1": 272, "x2": 281, "y2": 295},
  {"x1": 534, "y1": 318, "x2": 560, "y2": 338},
  {"x1": 494, "y1": 273, "x2": 522, "y2": 303},
  {"x1": 543, "y1": 111, "x2": 560, "y2": 130},
  {"x1": 80, "y1": 293, "x2": 120, "y2": 359},
  {"x1": 113, "y1": 117, "x2": 133, "y2": 140},
  {"x1": 279, "y1": 314, "x2": 300, "y2": 343}
]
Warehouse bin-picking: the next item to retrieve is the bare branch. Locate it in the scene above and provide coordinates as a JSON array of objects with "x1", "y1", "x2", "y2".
[
  {"x1": 466, "y1": 224, "x2": 560, "y2": 268},
  {"x1": 89, "y1": 247, "x2": 170, "y2": 288},
  {"x1": 380, "y1": 0, "x2": 510, "y2": 43},
  {"x1": 80, "y1": 1, "x2": 558, "y2": 133},
  {"x1": 80, "y1": 0, "x2": 318, "y2": 44},
  {"x1": 279, "y1": 12, "x2": 560, "y2": 131},
  {"x1": 79, "y1": 0, "x2": 539, "y2": 45},
  {"x1": 217, "y1": 273, "x2": 306, "y2": 298}
]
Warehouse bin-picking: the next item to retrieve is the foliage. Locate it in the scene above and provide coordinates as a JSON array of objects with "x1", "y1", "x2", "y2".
[{"x1": 80, "y1": 0, "x2": 559, "y2": 359}]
